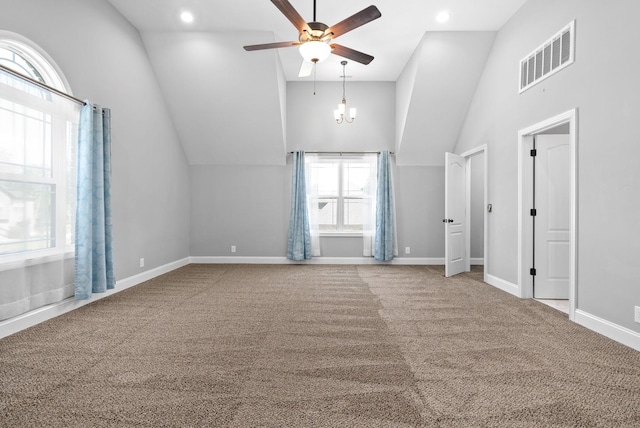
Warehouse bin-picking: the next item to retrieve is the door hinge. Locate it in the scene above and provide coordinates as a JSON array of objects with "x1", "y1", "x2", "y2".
[
  {"x1": 530, "y1": 268, "x2": 537, "y2": 276},
  {"x1": 530, "y1": 149, "x2": 537, "y2": 157},
  {"x1": 530, "y1": 208, "x2": 537, "y2": 216}
]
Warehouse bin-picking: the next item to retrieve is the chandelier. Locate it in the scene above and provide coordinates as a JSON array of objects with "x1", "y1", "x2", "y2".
[{"x1": 334, "y1": 61, "x2": 356, "y2": 124}]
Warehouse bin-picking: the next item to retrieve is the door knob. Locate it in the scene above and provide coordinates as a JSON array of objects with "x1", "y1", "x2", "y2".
[
  {"x1": 442, "y1": 219, "x2": 454, "y2": 223},
  {"x1": 448, "y1": 219, "x2": 454, "y2": 223}
]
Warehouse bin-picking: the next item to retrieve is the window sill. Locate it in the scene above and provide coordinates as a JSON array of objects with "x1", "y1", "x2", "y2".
[
  {"x1": 318, "y1": 232, "x2": 364, "y2": 238},
  {"x1": 0, "y1": 248, "x2": 74, "y2": 271}
]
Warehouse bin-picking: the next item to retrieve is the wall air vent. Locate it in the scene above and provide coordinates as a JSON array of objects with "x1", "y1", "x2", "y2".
[{"x1": 519, "y1": 20, "x2": 575, "y2": 93}]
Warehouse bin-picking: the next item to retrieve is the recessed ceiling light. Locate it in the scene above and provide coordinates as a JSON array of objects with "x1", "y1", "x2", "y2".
[
  {"x1": 436, "y1": 11, "x2": 450, "y2": 23},
  {"x1": 180, "y1": 11, "x2": 194, "y2": 23}
]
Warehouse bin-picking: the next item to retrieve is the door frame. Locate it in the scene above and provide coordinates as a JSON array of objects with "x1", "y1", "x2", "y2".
[
  {"x1": 459, "y1": 145, "x2": 488, "y2": 283},
  {"x1": 517, "y1": 109, "x2": 578, "y2": 321}
]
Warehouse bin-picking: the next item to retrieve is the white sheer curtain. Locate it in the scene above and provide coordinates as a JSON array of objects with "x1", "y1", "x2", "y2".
[
  {"x1": 0, "y1": 68, "x2": 80, "y2": 321},
  {"x1": 304, "y1": 154, "x2": 321, "y2": 256},
  {"x1": 362, "y1": 154, "x2": 378, "y2": 257}
]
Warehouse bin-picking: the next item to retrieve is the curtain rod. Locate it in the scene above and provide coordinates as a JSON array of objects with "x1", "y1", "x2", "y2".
[
  {"x1": 0, "y1": 64, "x2": 86, "y2": 106},
  {"x1": 288, "y1": 151, "x2": 395, "y2": 155}
]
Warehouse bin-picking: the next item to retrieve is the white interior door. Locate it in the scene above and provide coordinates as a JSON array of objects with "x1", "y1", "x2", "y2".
[
  {"x1": 445, "y1": 152, "x2": 466, "y2": 277},
  {"x1": 534, "y1": 135, "x2": 570, "y2": 299}
]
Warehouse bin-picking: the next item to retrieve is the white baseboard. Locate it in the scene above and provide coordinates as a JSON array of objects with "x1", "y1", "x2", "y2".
[
  {"x1": 486, "y1": 274, "x2": 521, "y2": 297},
  {"x1": 0, "y1": 257, "x2": 190, "y2": 339},
  {"x1": 470, "y1": 258, "x2": 484, "y2": 265},
  {"x1": 190, "y1": 256, "x2": 445, "y2": 265},
  {"x1": 190, "y1": 256, "x2": 288, "y2": 264},
  {"x1": 574, "y1": 309, "x2": 640, "y2": 352},
  {"x1": 117, "y1": 257, "x2": 191, "y2": 289}
]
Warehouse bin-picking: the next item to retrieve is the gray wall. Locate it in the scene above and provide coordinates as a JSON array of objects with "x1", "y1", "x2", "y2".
[
  {"x1": 0, "y1": 0, "x2": 191, "y2": 280},
  {"x1": 189, "y1": 161, "x2": 445, "y2": 260},
  {"x1": 287, "y1": 81, "x2": 395, "y2": 154},
  {"x1": 190, "y1": 165, "x2": 288, "y2": 257},
  {"x1": 189, "y1": 80, "x2": 445, "y2": 259},
  {"x1": 395, "y1": 166, "x2": 445, "y2": 258},
  {"x1": 454, "y1": 0, "x2": 640, "y2": 331}
]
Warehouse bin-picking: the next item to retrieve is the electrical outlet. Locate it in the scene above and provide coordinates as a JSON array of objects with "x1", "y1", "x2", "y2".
[
  {"x1": 634, "y1": 306, "x2": 640, "y2": 324},
  {"x1": 139, "y1": 258, "x2": 145, "y2": 268},
  {"x1": 231, "y1": 245, "x2": 236, "y2": 253},
  {"x1": 405, "y1": 247, "x2": 411, "y2": 255}
]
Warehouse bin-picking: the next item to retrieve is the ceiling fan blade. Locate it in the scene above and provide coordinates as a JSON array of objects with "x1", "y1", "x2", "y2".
[
  {"x1": 271, "y1": 0, "x2": 311, "y2": 33},
  {"x1": 326, "y1": 5, "x2": 381, "y2": 39},
  {"x1": 244, "y1": 41, "x2": 301, "y2": 51},
  {"x1": 298, "y1": 60, "x2": 313, "y2": 77},
  {"x1": 330, "y1": 44, "x2": 374, "y2": 65}
]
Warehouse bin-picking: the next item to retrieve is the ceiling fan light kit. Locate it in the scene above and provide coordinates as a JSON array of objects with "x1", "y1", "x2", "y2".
[
  {"x1": 299, "y1": 40, "x2": 331, "y2": 63},
  {"x1": 244, "y1": 0, "x2": 381, "y2": 74}
]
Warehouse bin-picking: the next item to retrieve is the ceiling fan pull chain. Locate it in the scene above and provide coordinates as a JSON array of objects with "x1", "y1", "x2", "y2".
[{"x1": 313, "y1": 61, "x2": 317, "y2": 95}]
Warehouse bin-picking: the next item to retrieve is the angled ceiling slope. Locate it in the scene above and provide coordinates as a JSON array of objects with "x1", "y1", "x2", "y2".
[
  {"x1": 142, "y1": 31, "x2": 287, "y2": 165},
  {"x1": 396, "y1": 32, "x2": 496, "y2": 166}
]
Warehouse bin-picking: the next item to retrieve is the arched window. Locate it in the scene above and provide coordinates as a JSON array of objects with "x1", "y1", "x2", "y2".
[
  {"x1": 0, "y1": 32, "x2": 79, "y2": 261},
  {"x1": 0, "y1": 32, "x2": 81, "y2": 321},
  {"x1": 0, "y1": 34, "x2": 69, "y2": 100}
]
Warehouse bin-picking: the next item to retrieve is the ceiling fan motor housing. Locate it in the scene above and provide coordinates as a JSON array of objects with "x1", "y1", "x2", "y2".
[{"x1": 300, "y1": 22, "x2": 330, "y2": 42}]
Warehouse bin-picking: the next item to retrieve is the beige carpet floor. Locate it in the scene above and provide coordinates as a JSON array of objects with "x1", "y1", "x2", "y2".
[{"x1": 1, "y1": 264, "x2": 639, "y2": 427}]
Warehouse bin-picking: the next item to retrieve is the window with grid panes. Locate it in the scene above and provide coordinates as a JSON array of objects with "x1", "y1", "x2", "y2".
[
  {"x1": 306, "y1": 156, "x2": 375, "y2": 233},
  {"x1": 0, "y1": 41, "x2": 78, "y2": 259}
]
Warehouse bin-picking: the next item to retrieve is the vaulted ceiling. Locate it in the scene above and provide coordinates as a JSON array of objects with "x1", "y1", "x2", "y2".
[{"x1": 106, "y1": 0, "x2": 527, "y2": 165}]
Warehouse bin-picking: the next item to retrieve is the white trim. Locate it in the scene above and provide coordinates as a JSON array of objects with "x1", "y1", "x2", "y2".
[
  {"x1": 191, "y1": 256, "x2": 288, "y2": 265},
  {"x1": 460, "y1": 145, "x2": 486, "y2": 158},
  {"x1": 470, "y1": 258, "x2": 484, "y2": 266},
  {"x1": 190, "y1": 256, "x2": 445, "y2": 265},
  {"x1": 486, "y1": 274, "x2": 520, "y2": 297},
  {"x1": 574, "y1": 309, "x2": 640, "y2": 352},
  {"x1": 0, "y1": 257, "x2": 190, "y2": 339},
  {"x1": 115, "y1": 258, "x2": 191, "y2": 290},
  {"x1": 518, "y1": 109, "x2": 578, "y2": 321}
]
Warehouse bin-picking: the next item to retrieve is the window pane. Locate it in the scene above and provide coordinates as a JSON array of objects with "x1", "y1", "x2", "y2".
[
  {"x1": 343, "y1": 162, "x2": 372, "y2": 197},
  {"x1": 0, "y1": 180, "x2": 55, "y2": 255},
  {"x1": 310, "y1": 197, "x2": 337, "y2": 231},
  {"x1": 0, "y1": 47, "x2": 45, "y2": 83},
  {"x1": 308, "y1": 162, "x2": 338, "y2": 196},
  {"x1": 343, "y1": 198, "x2": 365, "y2": 231},
  {"x1": 0, "y1": 99, "x2": 52, "y2": 177}
]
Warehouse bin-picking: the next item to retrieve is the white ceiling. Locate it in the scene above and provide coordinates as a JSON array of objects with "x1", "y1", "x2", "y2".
[{"x1": 107, "y1": 0, "x2": 527, "y2": 81}]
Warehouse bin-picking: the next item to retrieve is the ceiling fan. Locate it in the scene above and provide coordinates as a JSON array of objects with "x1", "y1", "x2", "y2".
[{"x1": 244, "y1": 0, "x2": 381, "y2": 77}]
